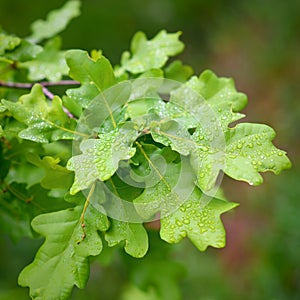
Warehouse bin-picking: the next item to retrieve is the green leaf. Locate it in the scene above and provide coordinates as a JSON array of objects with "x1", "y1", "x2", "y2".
[
  {"x1": 150, "y1": 120, "x2": 193, "y2": 156},
  {"x1": 26, "y1": 153, "x2": 73, "y2": 190},
  {"x1": 121, "y1": 30, "x2": 184, "y2": 74},
  {"x1": 105, "y1": 219, "x2": 148, "y2": 258},
  {"x1": 133, "y1": 145, "x2": 195, "y2": 220},
  {"x1": 156, "y1": 70, "x2": 291, "y2": 190},
  {"x1": 153, "y1": 101, "x2": 198, "y2": 130},
  {"x1": 0, "y1": 33, "x2": 20, "y2": 55},
  {"x1": 1, "y1": 84, "x2": 77, "y2": 143},
  {"x1": 18, "y1": 193, "x2": 109, "y2": 300},
  {"x1": 19, "y1": 37, "x2": 69, "y2": 81},
  {"x1": 126, "y1": 98, "x2": 160, "y2": 120},
  {"x1": 160, "y1": 189, "x2": 238, "y2": 251},
  {"x1": 66, "y1": 49, "x2": 116, "y2": 108},
  {"x1": 66, "y1": 50, "x2": 116, "y2": 90},
  {"x1": 67, "y1": 123, "x2": 139, "y2": 194},
  {"x1": 191, "y1": 123, "x2": 291, "y2": 190},
  {"x1": 27, "y1": 0, "x2": 81, "y2": 43},
  {"x1": 192, "y1": 70, "x2": 247, "y2": 113},
  {"x1": 164, "y1": 69, "x2": 246, "y2": 130},
  {"x1": 5, "y1": 39, "x2": 42, "y2": 62},
  {"x1": 164, "y1": 60, "x2": 193, "y2": 82},
  {"x1": 5, "y1": 159, "x2": 44, "y2": 188},
  {"x1": 62, "y1": 95, "x2": 82, "y2": 118},
  {"x1": 190, "y1": 71, "x2": 246, "y2": 129},
  {"x1": 223, "y1": 123, "x2": 292, "y2": 185}
]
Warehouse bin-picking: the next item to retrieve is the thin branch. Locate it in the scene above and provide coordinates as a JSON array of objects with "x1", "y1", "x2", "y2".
[
  {"x1": 0, "y1": 80, "x2": 80, "y2": 119},
  {"x1": 42, "y1": 86, "x2": 55, "y2": 100},
  {"x1": 0, "y1": 80, "x2": 79, "y2": 89},
  {"x1": 0, "y1": 81, "x2": 32, "y2": 89},
  {"x1": 41, "y1": 80, "x2": 79, "y2": 87}
]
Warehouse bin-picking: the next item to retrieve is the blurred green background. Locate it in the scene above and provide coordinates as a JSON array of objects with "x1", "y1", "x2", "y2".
[{"x1": 0, "y1": 0, "x2": 299, "y2": 299}]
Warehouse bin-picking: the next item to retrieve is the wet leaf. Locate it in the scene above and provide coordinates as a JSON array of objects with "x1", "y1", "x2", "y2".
[
  {"x1": 121, "y1": 30, "x2": 184, "y2": 74},
  {"x1": 105, "y1": 219, "x2": 148, "y2": 257},
  {"x1": 1, "y1": 84, "x2": 77, "y2": 142},
  {"x1": 160, "y1": 189, "x2": 238, "y2": 251},
  {"x1": 67, "y1": 123, "x2": 139, "y2": 194},
  {"x1": 19, "y1": 37, "x2": 69, "y2": 81},
  {"x1": 18, "y1": 193, "x2": 109, "y2": 299}
]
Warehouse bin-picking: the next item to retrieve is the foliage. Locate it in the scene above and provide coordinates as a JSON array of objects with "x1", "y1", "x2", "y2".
[{"x1": 0, "y1": 1, "x2": 291, "y2": 299}]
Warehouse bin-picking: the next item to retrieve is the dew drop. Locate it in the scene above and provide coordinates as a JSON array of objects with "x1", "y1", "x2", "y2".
[
  {"x1": 176, "y1": 220, "x2": 183, "y2": 227},
  {"x1": 200, "y1": 146, "x2": 209, "y2": 152}
]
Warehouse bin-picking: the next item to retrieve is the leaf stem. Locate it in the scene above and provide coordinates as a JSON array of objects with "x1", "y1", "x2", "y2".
[
  {"x1": 46, "y1": 120, "x2": 90, "y2": 138},
  {"x1": 80, "y1": 182, "x2": 96, "y2": 240}
]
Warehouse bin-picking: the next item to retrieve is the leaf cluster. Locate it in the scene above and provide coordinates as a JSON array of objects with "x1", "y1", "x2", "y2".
[{"x1": 0, "y1": 1, "x2": 291, "y2": 299}]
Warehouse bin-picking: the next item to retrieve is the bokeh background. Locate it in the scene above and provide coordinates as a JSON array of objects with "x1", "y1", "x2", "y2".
[{"x1": 0, "y1": 0, "x2": 299, "y2": 299}]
